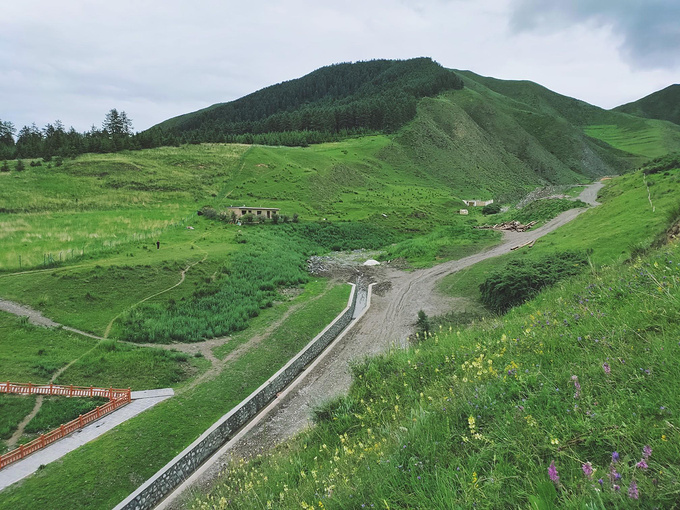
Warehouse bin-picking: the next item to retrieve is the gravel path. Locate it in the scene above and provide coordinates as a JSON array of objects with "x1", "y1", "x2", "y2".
[{"x1": 160, "y1": 182, "x2": 604, "y2": 509}]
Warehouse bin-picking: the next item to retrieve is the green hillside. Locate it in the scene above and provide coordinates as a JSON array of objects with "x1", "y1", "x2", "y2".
[
  {"x1": 614, "y1": 84, "x2": 680, "y2": 126},
  {"x1": 153, "y1": 58, "x2": 464, "y2": 145},
  {"x1": 149, "y1": 61, "x2": 680, "y2": 196},
  {"x1": 457, "y1": 71, "x2": 680, "y2": 160},
  {"x1": 191, "y1": 166, "x2": 680, "y2": 510}
]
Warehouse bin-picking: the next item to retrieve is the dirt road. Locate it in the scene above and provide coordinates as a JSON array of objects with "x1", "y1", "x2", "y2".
[{"x1": 161, "y1": 182, "x2": 603, "y2": 508}]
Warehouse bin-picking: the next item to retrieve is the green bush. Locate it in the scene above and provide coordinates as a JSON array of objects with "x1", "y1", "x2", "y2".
[
  {"x1": 482, "y1": 203, "x2": 501, "y2": 215},
  {"x1": 479, "y1": 250, "x2": 588, "y2": 313}
]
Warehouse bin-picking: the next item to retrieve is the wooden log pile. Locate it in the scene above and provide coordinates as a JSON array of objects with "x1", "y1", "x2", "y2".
[{"x1": 474, "y1": 220, "x2": 537, "y2": 232}]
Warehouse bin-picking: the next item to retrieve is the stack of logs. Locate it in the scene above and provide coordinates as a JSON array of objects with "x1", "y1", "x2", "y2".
[{"x1": 474, "y1": 220, "x2": 537, "y2": 232}]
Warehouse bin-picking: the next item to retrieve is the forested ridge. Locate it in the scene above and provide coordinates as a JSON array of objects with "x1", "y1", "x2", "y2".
[{"x1": 153, "y1": 57, "x2": 464, "y2": 146}]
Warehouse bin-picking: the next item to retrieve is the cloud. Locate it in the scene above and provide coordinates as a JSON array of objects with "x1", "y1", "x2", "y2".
[{"x1": 508, "y1": 0, "x2": 680, "y2": 70}]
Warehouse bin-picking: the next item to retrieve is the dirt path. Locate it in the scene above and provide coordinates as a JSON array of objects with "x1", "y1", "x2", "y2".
[
  {"x1": 161, "y1": 182, "x2": 604, "y2": 509},
  {"x1": 103, "y1": 253, "x2": 209, "y2": 338}
]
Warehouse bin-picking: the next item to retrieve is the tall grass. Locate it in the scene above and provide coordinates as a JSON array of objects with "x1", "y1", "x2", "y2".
[
  {"x1": 0, "y1": 395, "x2": 36, "y2": 443},
  {"x1": 56, "y1": 341, "x2": 197, "y2": 390},
  {"x1": 510, "y1": 198, "x2": 588, "y2": 224},
  {"x1": 380, "y1": 225, "x2": 500, "y2": 267},
  {"x1": 120, "y1": 229, "x2": 317, "y2": 343},
  {"x1": 24, "y1": 397, "x2": 107, "y2": 435}
]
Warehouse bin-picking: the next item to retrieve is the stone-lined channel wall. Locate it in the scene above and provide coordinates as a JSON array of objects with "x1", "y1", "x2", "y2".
[{"x1": 115, "y1": 284, "x2": 358, "y2": 510}]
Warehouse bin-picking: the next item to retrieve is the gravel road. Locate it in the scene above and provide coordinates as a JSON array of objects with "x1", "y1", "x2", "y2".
[{"x1": 160, "y1": 182, "x2": 603, "y2": 509}]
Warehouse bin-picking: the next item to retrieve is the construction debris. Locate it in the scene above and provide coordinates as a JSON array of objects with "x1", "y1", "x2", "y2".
[
  {"x1": 511, "y1": 239, "x2": 536, "y2": 251},
  {"x1": 475, "y1": 220, "x2": 537, "y2": 232}
]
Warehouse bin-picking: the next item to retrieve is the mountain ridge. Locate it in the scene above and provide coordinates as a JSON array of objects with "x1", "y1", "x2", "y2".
[{"x1": 613, "y1": 83, "x2": 680, "y2": 126}]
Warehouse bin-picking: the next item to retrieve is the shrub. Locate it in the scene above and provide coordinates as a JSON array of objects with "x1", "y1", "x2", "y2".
[
  {"x1": 200, "y1": 206, "x2": 218, "y2": 219},
  {"x1": 479, "y1": 250, "x2": 589, "y2": 313},
  {"x1": 415, "y1": 310, "x2": 431, "y2": 336},
  {"x1": 482, "y1": 203, "x2": 501, "y2": 215}
]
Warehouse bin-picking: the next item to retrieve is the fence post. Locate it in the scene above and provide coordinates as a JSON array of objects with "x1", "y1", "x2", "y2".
[
  {"x1": 60, "y1": 424, "x2": 65, "y2": 438},
  {"x1": 79, "y1": 415, "x2": 83, "y2": 428},
  {"x1": 28, "y1": 382, "x2": 32, "y2": 395},
  {"x1": 109, "y1": 386, "x2": 113, "y2": 400},
  {"x1": 70, "y1": 385, "x2": 73, "y2": 397},
  {"x1": 49, "y1": 382, "x2": 53, "y2": 395},
  {"x1": 40, "y1": 434, "x2": 45, "y2": 448},
  {"x1": 89, "y1": 386, "x2": 93, "y2": 397},
  {"x1": 19, "y1": 445, "x2": 24, "y2": 459}
]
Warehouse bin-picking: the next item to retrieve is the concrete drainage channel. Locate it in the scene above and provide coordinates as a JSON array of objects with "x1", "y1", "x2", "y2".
[{"x1": 114, "y1": 282, "x2": 372, "y2": 510}]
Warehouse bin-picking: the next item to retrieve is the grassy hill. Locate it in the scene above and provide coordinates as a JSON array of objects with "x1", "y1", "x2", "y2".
[
  {"x1": 149, "y1": 61, "x2": 680, "y2": 199},
  {"x1": 614, "y1": 84, "x2": 680, "y2": 126},
  {"x1": 153, "y1": 58, "x2": 464, "y2": 144},
  {"x1": 457, "y1": 71, "x2": 680, "y2": 160}
]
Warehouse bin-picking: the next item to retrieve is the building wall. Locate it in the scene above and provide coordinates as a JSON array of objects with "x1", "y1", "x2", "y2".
[
  {"x1": 462, "y1": 199, "x2": 493, "y2": 207},
  {"x1": 228, "y1": 207, "x2": 279, "y2": 219}
]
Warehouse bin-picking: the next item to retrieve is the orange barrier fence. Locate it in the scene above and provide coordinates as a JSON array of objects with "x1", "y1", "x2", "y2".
[{"x1": 0, "y1": 382, "x2": 131, "y2": 469}]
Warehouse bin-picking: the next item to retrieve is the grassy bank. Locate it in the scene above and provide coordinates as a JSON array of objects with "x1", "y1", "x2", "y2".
[
  {"x1": 440, "y1": 168, "x2": 680, "y2": 302},
  {"x1": 192, "y1": 236, "x2": 680, "y2": 509}
]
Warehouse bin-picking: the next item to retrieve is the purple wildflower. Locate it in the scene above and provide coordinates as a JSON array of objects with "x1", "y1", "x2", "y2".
[
  {"x1": 572, "y1": 375, "x2": 581, "y2": 399},
  {"x1": 643, "y1": 445, "x2": 652, "y2": 459},
  {"x1": 612, "y1": 451, "x2": 620, "y2": 463},
  {"x1": 613, "y1": 484, "x2": 620, "y2": 492},
  {"x1": 628, "y1": 480, "x2": 639, "y2": 500},
  {"x1": 548, "y1": 460, "x2": 559, "y2": 484},
  {"x1": 598, "y1": 478, "x2": 604, "y2": 486},
  {"x1": 603, "y1": 362, "x2": 611, "y2": 375},
  {"x1": 636, "y1": 459, "x2": 648, "y2": 470},
  {"x1": 608, "y1": 464, "x2": 620, "y2": 483},
  {"x1": 582, "y1": 462, "x2": 593, "y2": 478}
]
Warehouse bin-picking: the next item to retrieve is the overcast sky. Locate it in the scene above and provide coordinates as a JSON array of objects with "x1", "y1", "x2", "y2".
[{"x1": 1, "y1": 0, "x2": 678, "y2": 133}]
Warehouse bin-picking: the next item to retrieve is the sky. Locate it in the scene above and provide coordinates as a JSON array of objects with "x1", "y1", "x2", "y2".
[{"x1": 1, "y1": 0, "x2": 678, "y2": 133}]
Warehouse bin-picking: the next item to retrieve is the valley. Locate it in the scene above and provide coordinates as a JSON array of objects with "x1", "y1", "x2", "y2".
[{"x1": 1, "y1": 59, "x2": 679, "y2": 508}]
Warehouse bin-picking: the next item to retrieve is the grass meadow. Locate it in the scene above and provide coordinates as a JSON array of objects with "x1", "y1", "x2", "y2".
[
  {"x1": 0, "y1": 281, "x2": 351, "y2": 510},
  {"x1": 0, "y1": 311, "x2": 207, "y2": 452},
  {"x1": 0, "y1": 395, "x2": 36, "y2": 445},
  {"x1": 585, "y1": 122, "x2": 680, "y2": 158}
]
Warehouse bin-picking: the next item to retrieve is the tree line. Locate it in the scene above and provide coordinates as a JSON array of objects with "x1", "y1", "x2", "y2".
[{"x1": 0, "y1": 109, "x2": 181, "y2": 162}]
